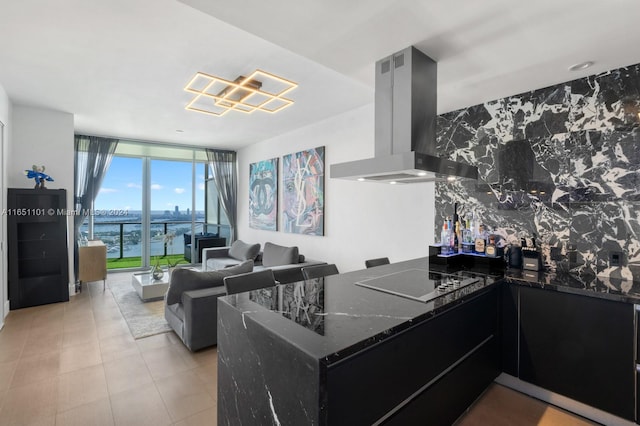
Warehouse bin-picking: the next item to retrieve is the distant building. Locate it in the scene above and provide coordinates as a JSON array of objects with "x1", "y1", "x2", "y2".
[
  {"x1": 174, "y1": 205, "x2": 179, "y2": 215},
  {"x1": 164, "y1": 210, "x2": 170, "y2": 215},
  {"x1": 187, "y1": 208, "x2": 190, "y2": 216}
]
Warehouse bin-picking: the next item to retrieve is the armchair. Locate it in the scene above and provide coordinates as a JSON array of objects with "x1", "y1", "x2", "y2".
[{"x1": 184, "y1": 233, "x2": 226, "y2": 263}]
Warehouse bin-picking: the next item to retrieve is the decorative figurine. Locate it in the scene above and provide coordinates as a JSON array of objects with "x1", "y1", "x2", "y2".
[{"x1": 25, "y1": 165, "x2": 54, "y2": 189}]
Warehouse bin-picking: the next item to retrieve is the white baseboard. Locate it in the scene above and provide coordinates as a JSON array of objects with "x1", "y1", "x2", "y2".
[
  {"x1": 495, "y1": 373, "x2": 635, "y2": 426},
  {"x1": 69, "y1": 283, "x2": 76, "y2": 297}
]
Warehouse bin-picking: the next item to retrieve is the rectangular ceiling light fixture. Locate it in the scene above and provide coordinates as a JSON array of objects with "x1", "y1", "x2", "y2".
[{"x1": 184, "y1": 69, "x2": 298, "y2": 117}]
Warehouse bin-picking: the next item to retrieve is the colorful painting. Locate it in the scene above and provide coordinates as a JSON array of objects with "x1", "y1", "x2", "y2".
[
  {"x1": 249, "y1": 158, "x2": 278, "y2": 231},
  {"x1": 282, "y1": 147, "x2": 324, "y2": 236}
]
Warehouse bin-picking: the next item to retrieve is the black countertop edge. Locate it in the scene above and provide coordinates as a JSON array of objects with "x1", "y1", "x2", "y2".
[{"x1": 504, "y1": 269, "x2": 640, "y2": 305}]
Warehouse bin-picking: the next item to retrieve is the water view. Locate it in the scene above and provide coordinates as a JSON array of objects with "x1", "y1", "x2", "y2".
[{"x1": 81, "y1": 209, "x2": 206, "y2": 259}]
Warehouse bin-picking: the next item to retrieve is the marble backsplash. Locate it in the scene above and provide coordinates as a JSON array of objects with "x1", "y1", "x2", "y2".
[{"x1": 435, "y1": 63, "x2": 640, "y2": 280}]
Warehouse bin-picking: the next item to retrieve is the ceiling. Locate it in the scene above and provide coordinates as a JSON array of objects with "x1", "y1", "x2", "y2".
[{"x1": 1, "y1": 0, "x2": 639, "y2": 150}]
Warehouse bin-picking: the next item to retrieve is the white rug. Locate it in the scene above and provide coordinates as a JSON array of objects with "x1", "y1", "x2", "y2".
[{"x1": 107, "y1": 276, "x2": 172, "y2": 339}]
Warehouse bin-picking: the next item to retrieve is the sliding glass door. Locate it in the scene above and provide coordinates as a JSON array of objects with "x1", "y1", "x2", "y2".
[{"x1": 89, "y1": 142, "x2": 210, "y2": 270}]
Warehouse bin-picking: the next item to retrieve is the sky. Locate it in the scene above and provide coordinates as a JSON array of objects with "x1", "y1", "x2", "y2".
[{"x1": 94, "y1": 157, "x2": 206, "y2": 212}]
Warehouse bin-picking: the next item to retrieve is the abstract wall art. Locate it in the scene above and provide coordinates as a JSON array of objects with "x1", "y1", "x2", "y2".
[
  {"x1": 282, "y1": 147, "x2": 325, "y2": 236},
  {"x1": 249, "y1": 158, "x2": 278, "y2": 231}
]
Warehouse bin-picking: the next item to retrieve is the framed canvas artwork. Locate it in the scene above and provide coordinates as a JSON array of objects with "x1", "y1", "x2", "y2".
[
  {"x1": 282, "y1": 146, "x2": 324, "y2": 236},
  {"x1": 249, "y1": 158, "x2": 278, "y2": 231}
]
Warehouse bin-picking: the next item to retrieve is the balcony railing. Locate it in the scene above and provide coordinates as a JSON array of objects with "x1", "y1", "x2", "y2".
[{"x1": 81, "y1": 220, "x2": 229, "y2": 269}]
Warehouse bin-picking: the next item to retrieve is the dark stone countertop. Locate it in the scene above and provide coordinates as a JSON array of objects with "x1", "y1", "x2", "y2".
[
  {"x1": 218, "y1": 257, "x2": 500, "y2": 365},
  {"x1": 504, "y1": 268, "x2": 640, "y2": 304}
]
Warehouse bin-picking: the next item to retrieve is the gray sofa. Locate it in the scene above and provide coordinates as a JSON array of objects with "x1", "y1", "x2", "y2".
[
  {"x1": 164, "y1": 260, "x2": 253, "y2": 351},
  {"x1": 203, "y1": 241, "x2": 325, "y2": 284}
]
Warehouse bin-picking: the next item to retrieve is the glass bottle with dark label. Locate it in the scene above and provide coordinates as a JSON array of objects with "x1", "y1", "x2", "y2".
[{"x1": 486, "y1": 234, "x2": 496, "y2": 257}]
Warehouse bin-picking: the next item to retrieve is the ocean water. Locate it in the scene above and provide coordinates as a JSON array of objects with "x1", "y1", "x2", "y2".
[{"x1": 80, "y1": 211, "x2": 208, "y2": 259}]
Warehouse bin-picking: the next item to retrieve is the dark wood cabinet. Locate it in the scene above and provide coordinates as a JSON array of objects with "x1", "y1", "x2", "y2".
[
  {"x1": 8, "y1": 188, "x2": 69, "y2": 309},
  {"x1": 518, "y1": 286, "x2": 635, "y2": 421}
]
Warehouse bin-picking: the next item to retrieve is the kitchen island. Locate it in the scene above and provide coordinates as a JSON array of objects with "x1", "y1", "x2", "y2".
[{"x1": 217, "y1": 257, "x2": 501, "y2": 425}]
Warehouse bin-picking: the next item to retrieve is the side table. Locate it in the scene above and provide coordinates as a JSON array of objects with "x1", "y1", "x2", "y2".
[{"x1": 78, "y1": 240, "x2": 107, "y2": 292}]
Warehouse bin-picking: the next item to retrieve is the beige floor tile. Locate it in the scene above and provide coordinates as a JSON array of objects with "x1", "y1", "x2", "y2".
[
  {"x1": 56, "y1": 397, "x2": 115, "y2": 426},
  {"x1": 2, "y1": 312, "x2": 34, "y2": 331},
  {"x1": 0, "y1": 346, "x2": 23, "y2": 364},
  {"x1": 99, "y1": 332, "x2": 136, "y2": 356},
  {"x1": 155, "y1": 370, "x2": 215, "y2": 422},
  {"x1": 63, "y1": 309, "x2": 95, "y2": 327},
  {"x1": 191, "y1": 364, "x2": 217, "y2": 397},
  {"x1": 104, "y1": 352, "x2": 153, "y2": 395},
  {"x1": 94, "y1": 309, "x2": 127, "y2": 324},
  {"x1": 0, "y1": 327, "x2": 29, "y2": 347},
  {"x1": 175, "y1": 344, "x2": 217, "y2": 370},
  {"x1": 59, "y1": 340, "x2": 102, "y2": 373},
  {"x1": 62, "y1": 325, "x2": 99, "y2": 349},
  {"x1": 100, "y1": 347, "x2": 140, "y2": 363},
  {"x1": 173, "y1": 407, "x2": 217, "y2": 426},
  {"x1": 11, "y1": 351, "x2": 61, "y2": 388},
  {"x1": 110, "y1": 382, "x2": 172, "y2": 426},
  {"x1": 141, "y1": 345, "x2": 192, "y2": 380},
  {"x1": 21, "y1": 330, "x2": 63, "y2": 358},
  {"x1": 57, "y1": 364, "x2": 109, "y2": 413},
  {"x1": 136, "y1": 332, "x2": 179, "y2": 353},
  {"x1": 0, "y1": 360, "x2": 17, "y2": 393},
  {"x1": 96, "y1": 320, "x2": 131, "y2": 340},
  {"x1": 30, "y1": 311, "x2": 65, "y2": 330},
  {"x1": 0, "y1": 389, "x2": 6, "y2": 413},
  {"x1": 0, "y1": 376, "x2": 59, "y2": 426}
]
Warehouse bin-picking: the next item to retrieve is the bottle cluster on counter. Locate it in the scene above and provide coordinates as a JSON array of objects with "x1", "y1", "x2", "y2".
[{"x1": 438, "y1": 208, "x2": 502, "y2": 258}]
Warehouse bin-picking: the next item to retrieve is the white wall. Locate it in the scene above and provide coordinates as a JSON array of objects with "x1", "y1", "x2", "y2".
[
  {"x1": 0, "y1": 84, "x2": 10, "y2": 324},
  {"x1": 8, "y1": 105, "x2": 75, "y2": 292},
  {"x1": 238, "y1": 104, "x2": 435, "y2": 273}
]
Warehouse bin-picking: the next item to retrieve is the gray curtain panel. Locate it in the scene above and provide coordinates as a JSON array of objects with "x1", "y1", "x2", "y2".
[
  {"x1": 74, "y1": 135, "x2": 118, "y2": 275},
  {"x1": 206, "y1": 149, "x2": 238, "y2": 243}
]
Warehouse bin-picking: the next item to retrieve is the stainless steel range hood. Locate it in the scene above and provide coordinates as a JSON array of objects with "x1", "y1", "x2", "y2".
[{"x1": 330, "y1": 46, "x2": 478, "y2": 184}]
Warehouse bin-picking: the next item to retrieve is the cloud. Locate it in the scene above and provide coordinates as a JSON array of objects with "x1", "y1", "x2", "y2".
[
  {"x1": 99, "y1": 187, "x2": 118, "y2": 194},
  {"x1": 174, "y1": 188, "x2": 185, "y2": 194},
  {"x1": 198, "y1": 183, "x2": 205, "y2": 190},
  {"x1": 127, "y1": 183, "x2": 142, "y2": 189},
  {"x1": 151, "y1": 184, "x2": 163, "y2": 190}
]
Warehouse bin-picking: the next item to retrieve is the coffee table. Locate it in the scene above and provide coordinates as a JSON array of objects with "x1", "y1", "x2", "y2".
[{"x1": 131, "y1": 271, "x2": 170, "y2": 302}]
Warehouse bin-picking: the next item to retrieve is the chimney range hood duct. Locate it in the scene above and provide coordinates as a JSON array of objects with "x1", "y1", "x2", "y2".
[{"x1": 330, "y1": 47, "x2": 478, "y2": 184}]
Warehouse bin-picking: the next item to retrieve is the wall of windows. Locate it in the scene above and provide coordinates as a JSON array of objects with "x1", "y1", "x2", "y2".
[{"x1": 84, "y1": 141, "x2": 228, "y2": 269}]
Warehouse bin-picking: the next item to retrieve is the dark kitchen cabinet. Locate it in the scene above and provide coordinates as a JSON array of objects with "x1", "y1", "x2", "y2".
[
  {"x1": 518, "y1": 286, "x2": 634, "y2": 421},
  {"x1": 500, "y1": 282, "x2": 518, "y2": 376},
  {"x1": 8, "y1": 188, "x2": 69, "y2": 309},
  {"x1": 326, "y1": 287, "x2": 500, "y2": 426}
]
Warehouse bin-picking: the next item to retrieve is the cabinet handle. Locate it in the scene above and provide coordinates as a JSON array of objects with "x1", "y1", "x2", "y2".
[{"x1": 42, "y1": 251, "x2": 46, "y2": 258}]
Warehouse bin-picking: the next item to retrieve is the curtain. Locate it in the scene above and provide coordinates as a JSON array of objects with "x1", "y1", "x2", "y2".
[
  {"x1": 74, "y1": 135, "x2": 118, "y2": 277},
  {"x1": 206, "y1": 149, "x2": 238, "y2": 243}
]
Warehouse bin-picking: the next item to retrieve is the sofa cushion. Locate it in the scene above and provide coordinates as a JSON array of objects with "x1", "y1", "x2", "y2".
[
  {"x1": 228, "y1": 240, "x2": 261, "y2": 261},
  {"x1": 262, "y1": 242, "x2": 299, "y2": 267},
  {"x1": 165, "y1": 260, "x2": 253, "y2": 305},
  {"x1": 206, "y1": 257, "x2": 243, "y2": 271}
]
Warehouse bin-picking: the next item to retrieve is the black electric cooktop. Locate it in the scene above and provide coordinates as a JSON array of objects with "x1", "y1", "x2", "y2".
[{"x1": 355, "y1": 268, "x2": 482, "y2": 303}]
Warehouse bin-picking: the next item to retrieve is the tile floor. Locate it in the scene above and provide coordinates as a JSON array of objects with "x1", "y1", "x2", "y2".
[{"x1": 0, "y1": 277, "x2": 217, "y2": 426}]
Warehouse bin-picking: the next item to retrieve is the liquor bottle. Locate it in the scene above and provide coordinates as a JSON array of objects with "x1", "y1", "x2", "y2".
[
  {"x1": 453, "y1": 221, "x2": 459, "y2": 253},
  {"x1": 486, "y1": 234, "x2": 496, "y2": 257},
  {"x1": 440, "y1": 220, "x2": 450, "y2": 255},
  {"x1": 475, "y1": 224, "x2": 486, "y2": 254}
]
